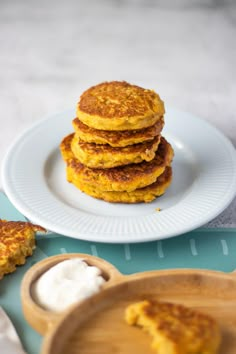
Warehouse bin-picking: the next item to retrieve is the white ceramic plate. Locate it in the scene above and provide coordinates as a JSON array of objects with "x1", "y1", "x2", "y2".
[{"x1": 2, "y1": 108, "x2": 236, "y2": 243}]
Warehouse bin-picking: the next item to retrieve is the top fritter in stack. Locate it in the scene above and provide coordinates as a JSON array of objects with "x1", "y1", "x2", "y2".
[{"x1": 60, "y1": 81, "x2": 174, "y2": 203}]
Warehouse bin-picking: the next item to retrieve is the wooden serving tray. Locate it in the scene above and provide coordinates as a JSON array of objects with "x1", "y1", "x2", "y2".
[{"x1": 21, "y1": 253, "x2": 236, "y2": 354}]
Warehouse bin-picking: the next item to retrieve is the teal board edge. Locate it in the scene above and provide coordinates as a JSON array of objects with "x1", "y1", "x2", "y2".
[{"x1": 0, "y1": 192, "x2": 236, "y2": 354}]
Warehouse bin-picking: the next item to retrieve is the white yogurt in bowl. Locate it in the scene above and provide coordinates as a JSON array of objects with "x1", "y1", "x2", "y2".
[{"x1": 32, "y1": 258, "x2": 105, "y2": 312}]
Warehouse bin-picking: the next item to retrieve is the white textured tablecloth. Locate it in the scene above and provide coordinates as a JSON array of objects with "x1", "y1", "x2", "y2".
[{"x1": 0, "y1": 0, "x2": 235, "y2": 227}]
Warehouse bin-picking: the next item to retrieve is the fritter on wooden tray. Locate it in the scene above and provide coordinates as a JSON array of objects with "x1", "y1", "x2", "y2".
[{"x1": 125, "y1": 300, "x2": 221, "y2": 354}]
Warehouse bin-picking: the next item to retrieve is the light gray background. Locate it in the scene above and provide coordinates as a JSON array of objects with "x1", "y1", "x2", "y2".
[{"x1": 0, "y1": 0, "x2": 235, "y2": 226}]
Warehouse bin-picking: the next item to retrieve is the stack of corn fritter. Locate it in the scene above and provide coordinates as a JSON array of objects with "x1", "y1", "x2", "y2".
[{"x1": 60, "y1": 81, "x2": 174, "y2": 203}]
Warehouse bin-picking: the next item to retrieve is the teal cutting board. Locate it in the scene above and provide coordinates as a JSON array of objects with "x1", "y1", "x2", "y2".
[{"x1": 0, "y1": 192, "x2": 236, "y2": 354}]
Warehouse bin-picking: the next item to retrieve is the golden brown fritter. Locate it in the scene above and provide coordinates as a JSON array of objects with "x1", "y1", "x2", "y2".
[
  {"x1": 76, "y1": 81, "x2": 165, "y2": 131},
  {"x1": 71, "y1": 133, "x2": 161, "y2": 168},
  {"x1": 60, "y1": 134, "x2": 75, "y2": 162},
  {"x1": 72, "y1": 117, "x2": 164, "y2": 147},
  {"x1": 0, "y1": 220, "x2": 46, "y2": 279},
  {"x1": 125, "y1": 300, "x2": 221, "y2": 354},
  {"x1": 66, "y1": 166, "x2": 172, "y2": 203},
  {"x1": 60, "y1": 135, "x2": 174, "y2": 192}
]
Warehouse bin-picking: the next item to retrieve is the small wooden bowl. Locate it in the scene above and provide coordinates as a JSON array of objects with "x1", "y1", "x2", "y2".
[
  {"x1": 21, "y1": 253, "x2": 122, "y2": 335},
  {"x1": 21, "y1": 254, "x2": 236, "y2": 354}
]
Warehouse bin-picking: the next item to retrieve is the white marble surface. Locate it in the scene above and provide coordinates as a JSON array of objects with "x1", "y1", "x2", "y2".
[{"x1": 0, "y1": 0, "x2": 235, "y2": 226}]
